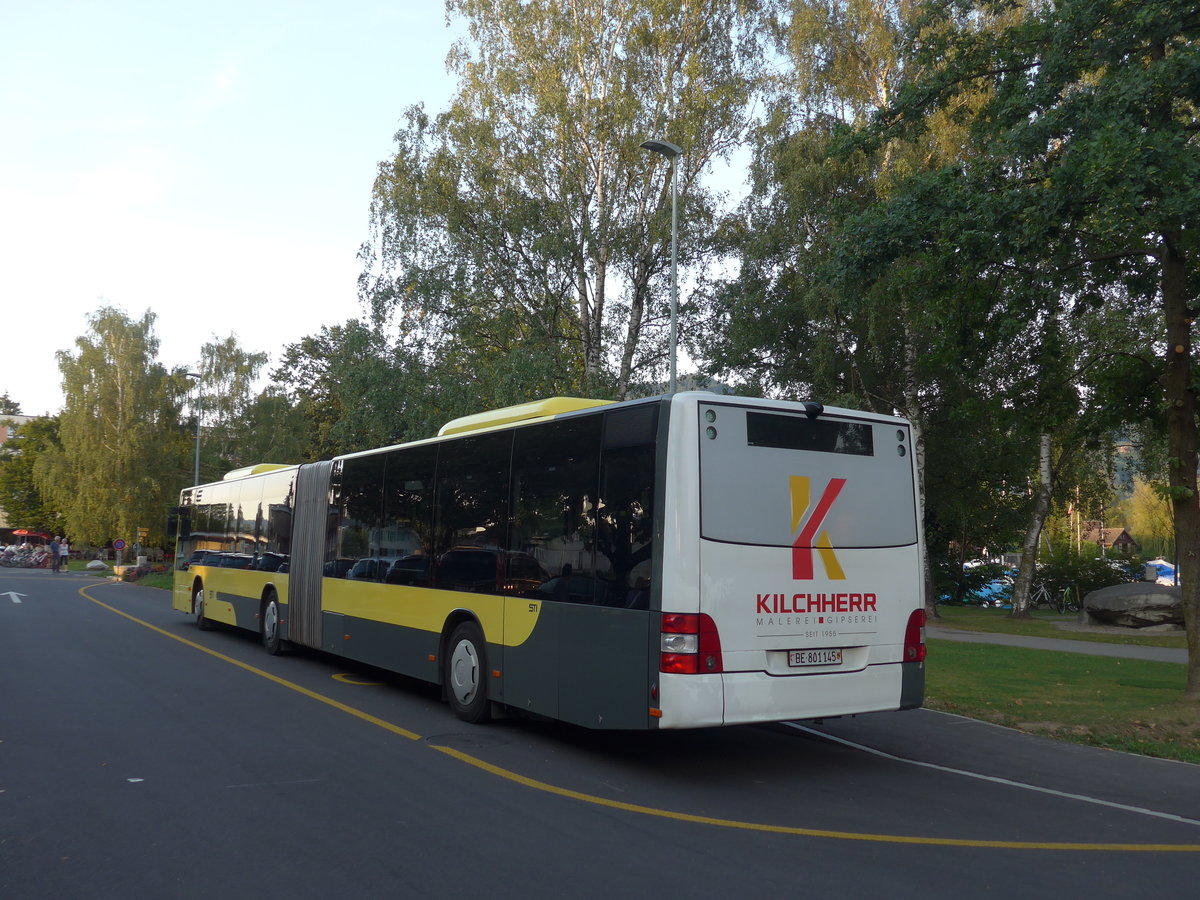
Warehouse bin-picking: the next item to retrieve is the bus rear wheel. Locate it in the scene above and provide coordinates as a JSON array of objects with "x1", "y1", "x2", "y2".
[
  {"x1": 445, "y1": 621, "x2": 490, "y2": 723},
  {"x1": 193, "y1": 585, "x2": 213, "y2": 631},
  {"x1": 261, "y1": 593, "x2": 283, "y2": 655}
]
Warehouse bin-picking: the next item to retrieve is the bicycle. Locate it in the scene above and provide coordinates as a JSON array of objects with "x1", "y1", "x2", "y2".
[
  {"x1": 1028, "y1": 583, "x2": 1054, "y2": 610},
  {"x1": 1029, "y1": 583, "x2": 1079, "y2": 614}
]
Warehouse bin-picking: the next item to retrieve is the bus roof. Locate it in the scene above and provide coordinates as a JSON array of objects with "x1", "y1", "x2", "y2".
[
  {"x1": 437, "y1": 396, "x2": 614, "y2": 437},
  {"x1": 221, "y1": 463, "x2": 297, "y2": 481}
]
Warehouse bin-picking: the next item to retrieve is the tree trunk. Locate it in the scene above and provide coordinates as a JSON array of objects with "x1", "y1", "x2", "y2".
[
  {"x1": 1010, "y1": 432, "x2": 1054, "y2": 619},
  {"x1": 576, "y1": 249, "x2": 595, "y2": 392},
  {"x1": 1161, "y1": 227, "x2": 1200, "y2": 698},
  {"x1": 616, "y1": 254, "x2": 650, "y2": 401},
  {"x1": 902, "y1": 317, "x2": 937, "y2": 619}
]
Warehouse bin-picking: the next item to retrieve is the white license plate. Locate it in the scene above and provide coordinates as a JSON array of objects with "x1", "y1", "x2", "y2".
[{"x1": 788, "y1": 648, "x2": 842, "y2": 667}]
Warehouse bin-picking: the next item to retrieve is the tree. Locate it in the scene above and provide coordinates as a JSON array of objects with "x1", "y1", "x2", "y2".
[
  {"x1": 37, "y1": 308, "x2": 191, "y2": 546},
  {"x1": 236, "y1": 387, "x2": 309, "y2": 469},
  {"x1": 273, "y1": 320, "x2": 424, "y2": 459},
  {"x1": 363, "y1": 0, "x2": 766, "y2": 400},
  {"x1": 1122, "y1": 476, "x2": 1176, "y2": 560},
  {"x1": 879, "y1": 0, "x2": 1200, "y2": 691},
  {"x1": 0, "y1": 393, "x2": 20, "y2": 415},
  {"x1": 0, "y1": 415, "x2": 62, "y2": 534},
  {"x1": 700, "y1": 0, "x2": 1008, "y2": 614},
  {"x1": 193, "y1": 335, "x2": 270, "y2": 477}
]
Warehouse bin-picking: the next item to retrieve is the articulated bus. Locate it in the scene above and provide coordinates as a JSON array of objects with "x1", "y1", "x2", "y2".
[{"x1": 170, "y1": 393, "x2": 925, "y2": 729}]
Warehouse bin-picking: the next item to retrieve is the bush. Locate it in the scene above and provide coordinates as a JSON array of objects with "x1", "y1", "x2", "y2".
[{"x1": 1034, "y1": 551, "x2": 1139, "y2": 603}]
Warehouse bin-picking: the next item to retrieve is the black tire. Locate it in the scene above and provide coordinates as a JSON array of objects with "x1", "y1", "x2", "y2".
[
  {"x1": 261, "y1": 593, "x2": 283, "y2": 655},
  {"x1": 193, "y1": 584, "x2": 214, "y2": 630},
  {"x1": 444, "y1": 621, "x2": 490, "y2": 723}
]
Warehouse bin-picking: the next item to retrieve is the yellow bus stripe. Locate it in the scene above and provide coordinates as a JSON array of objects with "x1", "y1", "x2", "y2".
[{"x1": 78, "y1": 583, "x2": 1200, "y2": 852}]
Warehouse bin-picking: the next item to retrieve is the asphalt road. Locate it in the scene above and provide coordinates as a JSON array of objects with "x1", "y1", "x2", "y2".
[{"x1": 2, "y1": 569, "x2": 1198, "y2": 898}]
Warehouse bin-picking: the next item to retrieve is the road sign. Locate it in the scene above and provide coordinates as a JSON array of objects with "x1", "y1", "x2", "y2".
[{"x1": 113, "y1": 539, "x2": 127, "y2": 551}]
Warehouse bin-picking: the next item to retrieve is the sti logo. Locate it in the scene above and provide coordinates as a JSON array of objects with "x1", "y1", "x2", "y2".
[{"x1": 790, "y1": 476, "x2": 846, "y2": 580}]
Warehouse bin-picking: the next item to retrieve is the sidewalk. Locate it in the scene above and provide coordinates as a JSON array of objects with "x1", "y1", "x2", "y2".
[{"x1": 927, "y1": 621, "x2": 1188, "y2": 664}]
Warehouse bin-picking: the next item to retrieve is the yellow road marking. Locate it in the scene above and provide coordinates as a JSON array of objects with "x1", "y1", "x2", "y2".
[
  {"x1": 333, "y1": 673, "x2": 384, "y2": 686},
  {"x1": 79, "y1": 583, "x2": 1200, "y2": 852},
  {"x1": 78, "y1": 584, "x2": 420, "y2": 742}
]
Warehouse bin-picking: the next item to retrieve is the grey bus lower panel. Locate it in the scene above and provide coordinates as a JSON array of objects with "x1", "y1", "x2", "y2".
[
  {"x1": 899, "y1": 660, "x2": 925, "y2": 710},
  {"x1": 504, "y1": 603, "x2": 657, "y2": 730},
  {"x1": 320, "y1": 611, "x2": 440, "y2": 685}
]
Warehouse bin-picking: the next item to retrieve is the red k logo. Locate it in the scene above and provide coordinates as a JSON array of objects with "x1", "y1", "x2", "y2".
[{"x1": 790, "y1": 476, "x2": 847, "y2": 580}]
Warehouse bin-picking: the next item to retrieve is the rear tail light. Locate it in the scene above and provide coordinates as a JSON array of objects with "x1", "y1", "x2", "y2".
[
  {"x1": 904, "y1": 608, "x2": 927, "y2": 662},
  {"x1": 660, "y1": 612, "x2": 723, "y2": 673}
]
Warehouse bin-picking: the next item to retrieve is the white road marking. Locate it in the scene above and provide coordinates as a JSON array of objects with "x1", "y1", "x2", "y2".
[{"x1": 787, "y1": 721, "x2": 1200, "y2": 828}]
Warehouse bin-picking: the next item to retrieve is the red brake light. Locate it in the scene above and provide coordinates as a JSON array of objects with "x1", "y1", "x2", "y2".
[
  {"x1": 660, "y1": 654, "x2": 699, "y2": 674},
  {"x1": 904, "y1": 608, "x2": 926, "y2": 662},
  {"x1": 661, "y1": 613, "x2": 698, "y2": 633}
]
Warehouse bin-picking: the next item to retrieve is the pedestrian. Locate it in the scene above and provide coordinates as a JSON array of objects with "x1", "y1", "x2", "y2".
[
  {"x1": 59, "y1": 537, "x2": 70, "y2": 573},
  {"x1": 49, "y1": 536, "x2": 61, "y2": 574}
]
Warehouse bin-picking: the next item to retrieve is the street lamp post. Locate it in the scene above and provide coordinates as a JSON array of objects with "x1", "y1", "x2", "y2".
[
  {"x1": 185, "y1": 372, "x2": 201, "y2": 485},
  {"x1": 640, "y1": 139, "x2": 682, "y2": 393}
]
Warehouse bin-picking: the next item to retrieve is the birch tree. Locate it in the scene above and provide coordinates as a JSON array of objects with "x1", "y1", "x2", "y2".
[
  {"x1": 363, "y1": 0, "x2": 765, "y2": 402},
  {"x1": 702, "y1": 0, "x2": 995, "y2": 613},
  {"x1": 194, "y1": 335, "x2": 269, "y2": 476},
  {"x1": 37, "y1": 308, "x2": 191, "y2": 545}
]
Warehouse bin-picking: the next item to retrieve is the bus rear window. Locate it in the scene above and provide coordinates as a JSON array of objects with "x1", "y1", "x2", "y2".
[
  {"x1": 700, "y1": 404, "x2": 917, "y2": 549},
  {"x1": 746, "y1": 412, "x2": 873, "y2": 456}
]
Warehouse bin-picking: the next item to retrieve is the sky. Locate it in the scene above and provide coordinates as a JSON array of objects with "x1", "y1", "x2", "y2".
[{"x1": 0, "y1": 0, "x2": 465, "y2": 416}]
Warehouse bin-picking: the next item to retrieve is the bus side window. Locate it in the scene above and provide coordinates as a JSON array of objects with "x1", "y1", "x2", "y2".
[
  {"x1": 332, "y1": 455, "x2": 386, "y2": 580},
  {"x1": 594, "y1": 405, "x2": 659, "y2": 609},
  {"x1": 511, "y1": 414, "x2": 603, "y2": 601},
  {"x1": 260, "y1": 470, "x2": 294, "y2": 571},
  {"x1": 381, "y1": 445, "x2": 437, "y2": 588},
  {"x1": 433, "y1": 432, "x2": 511, "y2": 594}
]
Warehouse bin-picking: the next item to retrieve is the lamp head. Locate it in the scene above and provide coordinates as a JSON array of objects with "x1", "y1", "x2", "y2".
[{"x1": 640, "y1": 139, "x2": 682, "y2": 160}]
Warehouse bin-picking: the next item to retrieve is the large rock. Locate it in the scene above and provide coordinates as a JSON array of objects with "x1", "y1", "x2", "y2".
[{"x1": 1082, "y1": 583, "x2": 1183, "y2": 628}]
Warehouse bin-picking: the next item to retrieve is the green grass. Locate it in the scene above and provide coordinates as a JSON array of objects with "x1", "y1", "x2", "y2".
[
  {"x1": 63, "y1": 559, "x2": 175, "y2": 590},
  {"x1": 926, "y1": 638, "x2": 1200, "y2": 763},
  {"x1": 932, "y1": 604, "x2": 1187, "y2": 649},
  {"x1": 135, "y1": 572, "x2": 175, "y2": 590}
]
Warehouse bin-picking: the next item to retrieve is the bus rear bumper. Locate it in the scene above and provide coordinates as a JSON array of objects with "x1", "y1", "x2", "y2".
[{"x1": 657, "y1": 665, "x2": 906, "y2": 729}]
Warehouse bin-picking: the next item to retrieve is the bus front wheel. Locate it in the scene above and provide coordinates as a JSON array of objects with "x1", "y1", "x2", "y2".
[
  {"x1": 445, "y1": 621, "x2": 490, "y2": 724},
  {"x1": 261, "y1": 593, "x2": 283, "y2": 655},
  {"x1": 193, "y1": 585, "x2": 213, "y2": 631}
]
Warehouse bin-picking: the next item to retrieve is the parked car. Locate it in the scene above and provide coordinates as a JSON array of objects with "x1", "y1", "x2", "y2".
[
  {"x1": 385, "y1": 555, "x2": 431, "y2": 586},
  {"x1": 435, "y1": 548, "x2": 548, "y2": 596},
  {"x1": 254, "y1": 552, "x2": 288, "y2": 572},
  {"x1": 323, "y1": 558, "x2": 356, "y2": 578},
  {"x1": 346, "y1": 557, "x2": 402, "y2": 581}
]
